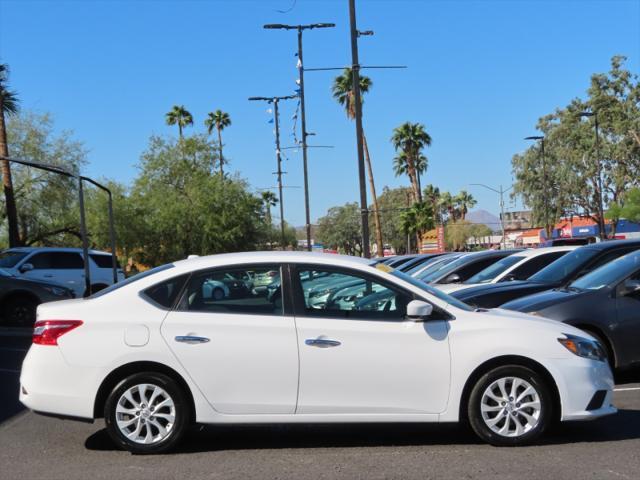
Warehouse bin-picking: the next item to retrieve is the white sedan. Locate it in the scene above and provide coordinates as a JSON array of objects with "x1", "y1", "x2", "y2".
[{"x1": 20, "y1": 252, "x2": 615, "y2": 453}]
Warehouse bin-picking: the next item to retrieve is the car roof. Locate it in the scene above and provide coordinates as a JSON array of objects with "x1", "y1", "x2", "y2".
[
  {"x1": 510, "y1": 246, "x2": 577, "y2": 258},
  {"x1": 580, "y1": 239, "x2": 640, "y2": 251},
  {"x1": 4, "y1": 247, "x2": 113, "y2": 255}
]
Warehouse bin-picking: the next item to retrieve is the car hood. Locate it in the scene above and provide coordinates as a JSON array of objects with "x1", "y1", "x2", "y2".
[
  {"x1": 479, "y1": 307, "x2": 590, "y2": 338},
  {"x1": 451, "y1": 280, "x2": 552, "y2": 300},
  {"x1": 500, "y1": 288, "x2": 589, "y2": 312}
]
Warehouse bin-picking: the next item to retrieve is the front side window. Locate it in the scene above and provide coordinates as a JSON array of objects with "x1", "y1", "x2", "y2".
[
  {"x1": 297, "y1": 267, "x2": 412, "y2": 320},
  {"x1": 178, "y1": 265, "x2": 283, "y2": 315},
  {"x1": 51, "y1": 252, "x2": 84, "y2": 269}
]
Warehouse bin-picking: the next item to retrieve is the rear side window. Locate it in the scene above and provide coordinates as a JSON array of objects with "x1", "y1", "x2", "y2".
[
  {"x1": 142, "y1": 274, "x2": 189, "y2": 309},
  {"x1": 177, "y1": 265, "x2": 283, "y2": 316},
  {"x1": 90, "y1": 254, "x2": 121, "y2": 269},
  {"x1": 508, "y1": 251, "x2": 569, "y2": 281},
  {"x1": 448, "y1": 257, "x2": 503, "y2": 283},
  {"x1": 30, "y1": 252, "x2": 84, "y2": 269}
]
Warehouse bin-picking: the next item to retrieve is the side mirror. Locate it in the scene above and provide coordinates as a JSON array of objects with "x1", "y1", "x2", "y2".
[
  {"x1": 406, "y1": 300, "x2": 434, "y2": 321},
  {"x1": 501, "y1": 273, "x2": 517, "y2": 282},
  {"x1": 621, "y1": 279, "x2": 640, "y2": 297},
  {"x1": 19, "y1": 263, "x2": 34, "y2": 273},
  {"x1": 443, "y1": 273, "x2": 461, "y2": 284}
]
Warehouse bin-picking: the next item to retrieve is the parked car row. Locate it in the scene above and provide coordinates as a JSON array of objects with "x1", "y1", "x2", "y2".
[
  {"x1": 0, "y1": 247, "x2": 123, "y2": 326},
  {"x1": 385, "y1": 240, "x2": 640, "y2": 370}
]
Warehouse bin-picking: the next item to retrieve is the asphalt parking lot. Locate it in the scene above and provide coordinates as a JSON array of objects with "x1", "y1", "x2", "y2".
[{"x1": 1, "y1": 328, "x2": 639, "y2": 480}]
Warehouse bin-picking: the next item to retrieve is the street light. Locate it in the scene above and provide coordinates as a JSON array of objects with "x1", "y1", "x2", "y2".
[
  {"x1": 263, "y1": 22, "x2": 335, "y2": 252},
  {"x1": 249, "y1": 94, "x2": 298, "y2": 250},
  {"x1": 579, "y1": 110, "x2": 605, "y2": 239},
  {"x1": 470, "y1": 183, "x2": 513, "y2": 250},
  {"x1": 524, "y1": 135, "x2": 551, "y2": 239}
]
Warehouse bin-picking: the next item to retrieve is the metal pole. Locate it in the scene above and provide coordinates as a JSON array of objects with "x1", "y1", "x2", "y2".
[
  {"x1": 297, "y1": 28, "x2": 312, "y2": 251},
  {"x1": 106, "y1": 191, "x2": 118, "y2": 283},
  {"x1": 594, "y1": 113, "x2": 604, "y2": 239},
  {"x1": 77, "y1": 177, "x2": 92, "y2": 296},
  {"x1": 540, "y1": 138, "x2": 550, "y2": 239},
  {"x1": 273, "y1": 99, "x2": 287, "y2": 250},
  {"x1": 500, "y1": 185, "x2": 506, "y2": 250},
  {"x1": 348, "y1": 0, "x2": 371, "y2": 258}
]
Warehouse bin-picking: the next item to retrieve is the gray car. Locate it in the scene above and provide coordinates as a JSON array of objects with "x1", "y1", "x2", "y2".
[{"x1": 0, "y1": 268, "x2": 74, "y2": 326}]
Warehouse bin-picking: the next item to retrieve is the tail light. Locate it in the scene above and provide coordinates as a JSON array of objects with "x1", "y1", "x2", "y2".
[{"x1": 33, "y1": 320, "x2": 83, "y2": 346}]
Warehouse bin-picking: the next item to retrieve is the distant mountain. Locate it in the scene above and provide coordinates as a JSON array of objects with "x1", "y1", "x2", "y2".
[{"x1": 466, "y1": 209, "x2": 501, "y2": 232}]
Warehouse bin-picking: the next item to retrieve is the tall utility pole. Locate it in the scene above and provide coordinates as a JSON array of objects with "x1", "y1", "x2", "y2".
[
  {"x1": 264, "y1": 22, "x2": 335, "y2": 251},
  {"x1": 347, "y1": 0, "x2": 371, "y2": 258},
  {"x1": 249, "y1": 94, "x2": 298, "y2": 250},
  {"x1": 471, "y1": 183, "x2": 513, "y2": 250},
  {"x1": 525, "y1": 135, "x2": 550, "y2": 238}
]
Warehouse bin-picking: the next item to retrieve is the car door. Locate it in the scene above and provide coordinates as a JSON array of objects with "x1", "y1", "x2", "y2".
[
  {"x1": 292, "y1": 264, "x2": 451, "y2": 415},
  {"x1": 160, "y1": 264, "x2": 299, "y2": 415},
  {"x1": 21, "y1": 251, "x2": 85, "y2": 295},
  {"x1": 614, "y1": 269, "x2": 640, "y2": 367}
]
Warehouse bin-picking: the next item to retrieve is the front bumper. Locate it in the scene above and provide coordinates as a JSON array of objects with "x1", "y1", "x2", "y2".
[{"x1": 553, "y1": 357, "x2": 617, "y2": 421}]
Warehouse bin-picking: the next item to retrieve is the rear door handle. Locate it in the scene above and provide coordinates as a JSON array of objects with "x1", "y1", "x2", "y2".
[
  {"x1": 305, "y1": 338, "x2": 341, "y2": 348},
  {"x1": 175, "y1": 335, "x2": 210, "y2": 344}
]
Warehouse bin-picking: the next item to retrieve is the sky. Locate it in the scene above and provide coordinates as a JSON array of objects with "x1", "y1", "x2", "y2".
[{"x1": 1, "y1": 0, "x2": 639, "y2": 227}]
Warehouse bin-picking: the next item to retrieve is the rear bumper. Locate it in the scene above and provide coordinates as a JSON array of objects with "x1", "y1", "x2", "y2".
[{"x1": 19, "y1": 345, "x2": 99, "y2": 420}]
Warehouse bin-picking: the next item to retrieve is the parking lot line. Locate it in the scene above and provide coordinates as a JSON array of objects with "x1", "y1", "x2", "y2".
[{"x1": 613, "y1": 387, "x2": 640, "y2": 392}]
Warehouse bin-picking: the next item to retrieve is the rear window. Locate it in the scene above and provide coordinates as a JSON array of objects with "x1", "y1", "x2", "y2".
[
  {"x1": 0, "y1": 251, "x2": 28, "y2": 268},
  {"x1": 90, "y1": 254, "x2": 121, "y2": 269},
  {"x1": 142, "y1": 274, "x2": 189, "y2": 309}
]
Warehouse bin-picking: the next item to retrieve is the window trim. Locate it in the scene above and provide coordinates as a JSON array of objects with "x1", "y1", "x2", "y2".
[
  {"x1": 173, "y1": 263, "x2": 291, "y2": 316},
  {"x1": 289, "y1": 263, "x2": 450, "y2": 322}
]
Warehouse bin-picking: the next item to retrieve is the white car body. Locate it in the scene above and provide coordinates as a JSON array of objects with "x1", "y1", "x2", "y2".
[
  {"x1": 20, "y1": 252, "x2": 614, "y2": 446},
  {"x1": 437, "y1": 247, "x2": 577, "y2": 294},
  {"x1": 0, "y1": 247, "x2": 125, "y2": 297}
]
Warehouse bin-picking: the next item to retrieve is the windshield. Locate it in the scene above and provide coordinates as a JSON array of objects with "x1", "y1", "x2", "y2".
[
  {"x1": 389, "y1": 269, "x2": 474, "y2": 311},
  {"x1": 418, "y1": 253, "x2": 479, "y2": 283},
  {"x1": 464, "y1": 255, "x2": 523, "y2": 284},
  {"x1": 0, "y1": 251, "x2": 28, "y2": 268},
  {"x1": 528, "y1": 248, "x2": 599, "y2": 284},
  {"x1": 411, "y1": 254, "x2": 461, "y2": 279},
  {"x1": 570, "y1": 251, "x2": 640, "y2": 291},
  {"x1": 90, "y1": 264, "x2": 175, "y2": 298}
]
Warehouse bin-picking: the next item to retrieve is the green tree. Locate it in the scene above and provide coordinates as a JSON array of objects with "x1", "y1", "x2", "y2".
[
  {"x1": 132, "y1": 134, "x2": 264, "y2": 265},
  {"x1": 316, "y1": 202, "x2": 362, "y2": 256},
  {"x1": 606, "y1": 187, "x2": 640, "y2": 224},
  {"x1": 260, "y1": 190, "x2": 278, "y2": 226},
  {"x1": 165, "y1": 105, "x2": 193, "y2": 139},
  {"x1": 423, "y1": 184, "x2": 441, "y2": 224},
  {"x1": 513, "y1": 56, "x2": 640, "y2": 239},
  {"x1": 3, "y1": 111, "x2": 87, "y2": 248},
  {"x1": 391, "y1": 122, "x2": 432, "y2": 202},
  {"x1": 0, "y1": 63, "x2": 20, "y2": 246},
  {"x1": 400, "y1": 201, "x2": 435, "y2": 252},
  {"x1": 332, "y1": 68, "x2": 383, "y2": 256},
  {"x1": 205, "y1": 110, "x2": 231, "y2": 177},
  {"x1": 376, "y1": 186, "x2": 413, "y2": 254},
  {"x1": 438, "y1": 191, "x2": 456, "y2": 223}
]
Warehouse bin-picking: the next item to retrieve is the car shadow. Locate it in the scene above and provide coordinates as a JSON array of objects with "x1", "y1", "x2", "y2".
[{"x1": 85, "y1": 409, "x2": 640, "y2": 454}]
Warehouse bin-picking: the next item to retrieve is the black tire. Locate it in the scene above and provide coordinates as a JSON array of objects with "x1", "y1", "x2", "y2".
[
  {"x1": 2, "y1": 295, "x2": 38, "y2": 327},
  {"x1": 104, "y1": 372, "x2": 190, "y2": 454},
  {"x1": 212, "y1": 287, "x2": 225, "y2": 301},
  {"x1": 467, "y1": 365, "x2": 553, "y2": 446}
]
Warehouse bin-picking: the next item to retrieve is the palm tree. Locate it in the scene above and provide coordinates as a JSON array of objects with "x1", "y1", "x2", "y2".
[
  {"x1": 423, "y1": 184, "x2": 441, "y2": 224},
  {"x1": 261, "y1": 190, "x2": 278, "y2": 226},
  {"x1": 439, "y1": 191, "x2": 456, "y2": 222},
  {"x1": 391, "y1": 122, "x2": 432, "y2": 203},
  {"x1": 400, "y1": 201, "x2": 435, "y2": 252},
  {"x1": 205, "y1": 110, "x2": 231, "y2": 177},
  {"x1": 332, "y1": 68, "x2": 384, "y2": 257},
  {"x1": 455, "y1": 190, "x2": 477, "y2": 220},
  {"x1": 165, "y1": 105, "x2": 193, "y2": 139},
  {"x1": 0, "y1": 63, "x2": 20, "y2": 247}
]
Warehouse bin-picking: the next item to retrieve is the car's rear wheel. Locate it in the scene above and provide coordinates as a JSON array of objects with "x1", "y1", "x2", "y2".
[
  {"x1": 212, "y1": 287, "x2": 225, "y2": 301},
  {"x1": 104, "y1": 372, "x2": 190, "y2": 454},
  {"x1": 467, "y1": 365, "x2": 552, "y2": 446},
  {"x1": 2, "y1": 295, "x2": 38, "y2": 327}
]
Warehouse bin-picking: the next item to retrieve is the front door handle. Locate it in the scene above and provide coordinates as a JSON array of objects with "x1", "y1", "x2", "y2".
[
  {"x1": 175, "y1": 335, "x2": 210, "y2": 344},
  {"x1": 305, "y1": 338, "x2": 341, "y2": 348}
]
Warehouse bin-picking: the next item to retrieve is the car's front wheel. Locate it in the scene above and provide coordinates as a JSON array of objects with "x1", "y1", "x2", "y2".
[
  {"x1": 104, "y1": 372, "x2": 190, "y2": 454},
  {"x1": 467, "y1": 365, "x2": 553, "y2": 446}
]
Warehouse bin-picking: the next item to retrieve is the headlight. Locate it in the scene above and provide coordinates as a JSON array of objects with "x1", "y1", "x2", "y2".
[
  {"x1": 42, "y1": 285, "x2": 69, "y2": 297},
  {"x1": 558, "y1": 334, "x2": 606, "y2": 362}
]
